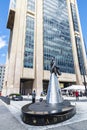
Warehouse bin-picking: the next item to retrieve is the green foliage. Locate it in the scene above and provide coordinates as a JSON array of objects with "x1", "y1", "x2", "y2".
[{"x1": 9, "y1": 93, "x2": 21, "y2": 97}]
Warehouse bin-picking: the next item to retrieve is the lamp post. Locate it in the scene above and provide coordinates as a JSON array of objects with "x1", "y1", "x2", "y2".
[{"x1": 83, "y1": 71, "x2": 87, "y2": 96}]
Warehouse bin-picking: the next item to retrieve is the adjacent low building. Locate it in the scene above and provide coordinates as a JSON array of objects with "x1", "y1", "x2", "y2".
[{"x1": 0, "y1": 65, "x2": 5, "y2": 92}]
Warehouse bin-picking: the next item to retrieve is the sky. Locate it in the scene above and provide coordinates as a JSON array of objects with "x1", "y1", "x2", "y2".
[
  {"x1": 0, "y1": 0, "x2": 87, "y2": 65},
  {"x1": 0, "y1": 0, "x2": 10, "y2": 64}
]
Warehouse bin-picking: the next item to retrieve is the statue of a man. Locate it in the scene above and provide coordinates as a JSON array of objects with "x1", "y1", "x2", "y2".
[{"x1": 50, "y1": 57, "x2": 61, "y2": 77}]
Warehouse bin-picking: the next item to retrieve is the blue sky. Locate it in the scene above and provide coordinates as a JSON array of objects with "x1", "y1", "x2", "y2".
[
  {"x1": 77, "y1": 0, "x2": 87, "y2": 48},
  {"x1": 0, "y1": 0, "x2": 10, "y2": 64},
  {"x1": 0, "y1": 0, "x2": 87, "y2": 64}
]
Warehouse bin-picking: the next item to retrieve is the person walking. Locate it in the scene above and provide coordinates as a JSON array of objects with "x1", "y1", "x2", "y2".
[
  {"x1": 32, "y1": 90, "x2": 36, "y2": 103},
  {"x1": 75, "y1": 90, "x2": 79, "y2": 101}
]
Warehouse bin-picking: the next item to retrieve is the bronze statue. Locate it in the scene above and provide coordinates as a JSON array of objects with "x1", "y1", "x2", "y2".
[{"x1": 50, "y1": 57, "x2": 61, "y2": 77}]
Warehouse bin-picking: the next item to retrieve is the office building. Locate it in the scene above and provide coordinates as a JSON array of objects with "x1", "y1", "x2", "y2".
[{"x1": 2, "y1": 0, "x2": 87, "y2": 96}]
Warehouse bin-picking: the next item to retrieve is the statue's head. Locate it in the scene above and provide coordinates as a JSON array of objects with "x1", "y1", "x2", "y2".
[
  {"x1": 52, "y1": 57, "x2": 55, "y2": 61},
  {"x1": 52, "y1": 57, "x2": 54, "y2": 60}
]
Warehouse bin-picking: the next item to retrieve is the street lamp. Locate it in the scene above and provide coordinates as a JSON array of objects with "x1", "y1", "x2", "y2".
[{"x1": 83, "y1": 70, "x2": 87, "y2": 96}]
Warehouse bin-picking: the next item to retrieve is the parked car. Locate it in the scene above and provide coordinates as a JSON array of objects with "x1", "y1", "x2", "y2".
[
  {"x1": 40, "y1": 91, "x2": 47, "y2": 96},
  {"x1": 8, "y1": 93, "x2": 23, "y2": 101}
]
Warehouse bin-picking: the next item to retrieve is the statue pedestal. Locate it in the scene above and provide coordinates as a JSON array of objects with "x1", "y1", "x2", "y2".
[
  {"x1": 46, "y1": 73, "x2": 63, "y2": 104},
  {"x1": 21, "y1": 73, "x2": 76, "y2": 126}
]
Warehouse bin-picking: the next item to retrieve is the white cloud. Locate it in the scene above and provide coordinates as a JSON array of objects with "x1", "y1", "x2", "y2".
[
  {"x1": 1, "y1": 53, "x2": 6, "y2": 57},
  {"x1": 0, "y1": 53, "x2": 6, "y2": 58},
  {"x1": 0, "y1": 36, "x2": 7, "y2": 49}
]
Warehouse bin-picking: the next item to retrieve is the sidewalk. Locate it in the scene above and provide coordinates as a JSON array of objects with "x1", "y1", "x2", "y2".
[
  {"x1": 0, "y1": 99, "x2": 27, "y2": 130},
  {"x1": 0, "y1": 96, "x2": 87, "y2": 130}
]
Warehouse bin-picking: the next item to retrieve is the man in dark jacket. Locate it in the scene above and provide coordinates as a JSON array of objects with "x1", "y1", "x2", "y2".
[{"x1": 32, "y1": 90, "x2": 36, "y2": 103}]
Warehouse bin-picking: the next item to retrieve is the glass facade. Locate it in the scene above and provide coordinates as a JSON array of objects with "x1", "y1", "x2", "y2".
[
  {"x1": 24, "y1": 16, "x2": 34, "y2": 68},
  {"x1": 71, "y1": 3, "x2": 85, "y2": 74},
  {"x1": 43, "y1": 0, "x2": 75, "y2": 73},
  {"x1": 75, "y1": 36, "x2": 85, "y2": 74},
  {"x1": 27, "y1": 0, "x2": 35, "y2": 12},
  {"x1": 70, "y1": 3, "x2": 79, "y2": 32}
]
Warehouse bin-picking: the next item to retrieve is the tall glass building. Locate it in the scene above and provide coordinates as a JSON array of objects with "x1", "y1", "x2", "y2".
[{"x1": 2, "y1": 0, "x2": 87, "y2": 96}]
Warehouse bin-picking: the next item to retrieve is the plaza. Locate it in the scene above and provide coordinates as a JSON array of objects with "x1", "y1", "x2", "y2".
[
  {"x1": 0, "y1": 95, "x2": 87, "y2": 130},
  {"x1": 1, "y1": 0, "x2": 87, "y2": 129}
]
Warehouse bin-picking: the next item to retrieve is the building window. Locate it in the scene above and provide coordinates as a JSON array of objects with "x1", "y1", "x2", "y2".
[
  {"x1": 75, "y1": 36, "x2": 85, "y2": 74},
  {"x1": 70, "y1": 3, "x2": 79, "y2": 32},
  {"x1": 27, "y1": 0, "x2": 35, "y2": 12},
  {"x1": 43, "y1": 0, "x2": 75, "y2": 73},
  {"x1": 24, "y1": 16, "x2": 34, "y2": 68}
]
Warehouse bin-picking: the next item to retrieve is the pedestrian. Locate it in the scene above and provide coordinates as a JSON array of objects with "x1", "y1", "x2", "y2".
[
  {"x1": 27, "y1": 93, "x2": 29, "y2": 98},
  {"x1": 66, "y1": 90, "x2": 69, "y2": 96},
  {"x1": 32, "y1": 90, "x2": 36, "y2": 103},
  {"x1": 75, "y1": 90, "x2": 79, "y2": 101}
]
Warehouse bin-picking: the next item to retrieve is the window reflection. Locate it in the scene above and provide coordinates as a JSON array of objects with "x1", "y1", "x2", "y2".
[
  {"x1": 43, "y1": 0, "x2": 75, "y2": 73},
  {"x1": 71, "y1": 3, "x2": 79, "y2": 32},
  {"x1": 27, "y1": 0, "x2": 35, "y2": 12},
  {"x1": 75, "y1": 36, "x2": 85, "y2": 74},
  {"x1": 24, "y1": 16, "x2": 34, "y2": 68}
]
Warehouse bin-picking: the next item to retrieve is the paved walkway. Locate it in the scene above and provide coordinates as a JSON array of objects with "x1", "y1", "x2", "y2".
[
  {"x1": 0, "y1": 99, "x2": 27, "y2": 130},
  {"x1": 0, "y1": 96, "x2": 87, "y2": 130}
]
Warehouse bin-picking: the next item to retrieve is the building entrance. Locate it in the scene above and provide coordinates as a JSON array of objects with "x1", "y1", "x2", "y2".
[
  {"x1": 43, "y1": 80, "x2": 49, "y2": 94},
  {"x1": 20, "y1": 79, "x2": 33, "y2": 95}
]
